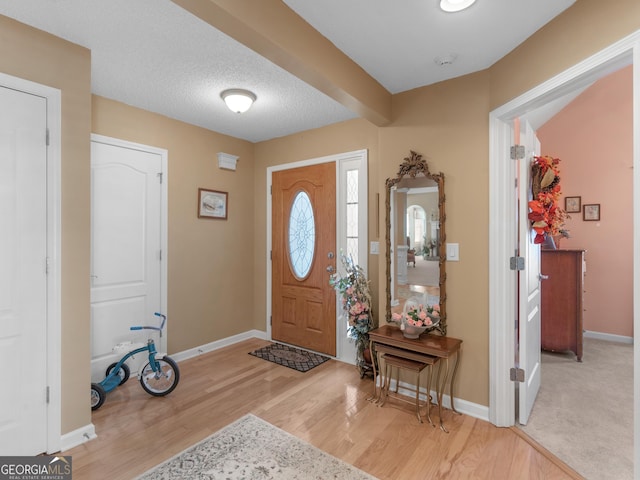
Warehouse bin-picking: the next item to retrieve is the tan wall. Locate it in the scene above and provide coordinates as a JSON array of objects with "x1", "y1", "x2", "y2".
[
  {"x1": 92, "y1": 96, "x2": 256, "y2": 352},
  {"x1": 256, "y1": 0, "x2": 640, "y2": 407},
  {"x1": 537, "y1": 66, "x2": 633, "y2": 337},
  {"x1": 3, "y1": 0, "x2": 640, "y2": 437},
  {"x1": 0, "y1": 16, "x2": 92, "y2": 435},
  {"x1": 381, "y1": 72, "x2": 492, "y2": 404},
  {"x1": 490, "y1": 0, "x2": 640, "y2": 109}
]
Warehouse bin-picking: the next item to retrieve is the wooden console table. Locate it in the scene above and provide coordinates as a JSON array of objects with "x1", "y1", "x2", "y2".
[{"x1": 368, "y1": 325, "x2": 462, "y2": 431}]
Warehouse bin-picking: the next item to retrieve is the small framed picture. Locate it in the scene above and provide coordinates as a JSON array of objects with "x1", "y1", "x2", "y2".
[
  {"x1": 564, "y1": 196, "x2": 581, "y2": 213},
  {"x1": 198, "y1": 188, "x2": 228, "y2": 220},
  {"x1": 583, "y1": 203, "x2": 600, "y2": 221}
]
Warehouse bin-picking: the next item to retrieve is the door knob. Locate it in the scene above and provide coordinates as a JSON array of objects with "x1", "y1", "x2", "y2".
[
  {"x1": 326, "y1": 265, "x2": 335, "y2": 273},
  {"x1": 539, "y1": 274, "x2": 549, "y2": 280}
]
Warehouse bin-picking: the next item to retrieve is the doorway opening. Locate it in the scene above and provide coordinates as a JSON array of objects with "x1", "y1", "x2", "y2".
[{"x1": 489, "y1": 30, "x2": 639, "y2": 474}]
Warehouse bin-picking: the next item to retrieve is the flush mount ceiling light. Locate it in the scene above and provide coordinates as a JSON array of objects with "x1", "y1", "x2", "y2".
[
  {"x1": 220, "y1": 89, "x2": 256, "y2": 113},
  {"x1": 439, "y1": 0, "x2": 476, "y2": 12}
]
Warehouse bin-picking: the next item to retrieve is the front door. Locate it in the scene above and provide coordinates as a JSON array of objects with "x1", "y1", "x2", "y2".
[
  {"x1": 272, "y1": 163, "x2": 337, "y2": 356},
  {"x1": 90, "y1": 136, "x2": 164, "y2": 380},
  {"x1": 517, "y1": 119, "x2": 542, "y2": 424},
  {"x1": 0, "y1": 86, "x2": 48, "y2": 454}
]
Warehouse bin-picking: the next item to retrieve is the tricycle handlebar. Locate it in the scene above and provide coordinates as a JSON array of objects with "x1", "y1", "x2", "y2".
[{"x1": 130, "y1": 313, "x2": 167, "y2": 336}]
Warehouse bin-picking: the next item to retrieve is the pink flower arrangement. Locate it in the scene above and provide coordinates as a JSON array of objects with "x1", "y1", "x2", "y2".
[
  {"x1": 329, "y1": 253, "x2": 373, "y2": 334},
  {"x1": 329, "y1": 253, "x2": 374, "y2": 373},
  {"x1": 392, "y1": 303, "x2": 440, "y2": 328}
]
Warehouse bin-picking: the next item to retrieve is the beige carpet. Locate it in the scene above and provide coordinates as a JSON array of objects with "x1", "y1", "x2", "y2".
[{"x1": 519, "y1": 337, "x2": 633, "y2": 480}]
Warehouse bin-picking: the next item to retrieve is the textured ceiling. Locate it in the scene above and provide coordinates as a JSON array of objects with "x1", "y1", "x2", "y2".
[
  {"x1": 283, "y1": 0, "x2": 575, "y2": 94},
  {"x1": 0, "y1": 0, "x2": 575, "y2": 142}
]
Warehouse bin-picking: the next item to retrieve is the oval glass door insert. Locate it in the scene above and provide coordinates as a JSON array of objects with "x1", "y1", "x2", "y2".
[{"x1": 288, "y1": 190, "x2": 315, "y2": 279}]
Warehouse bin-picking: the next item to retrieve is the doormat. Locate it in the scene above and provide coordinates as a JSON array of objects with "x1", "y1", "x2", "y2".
[{"x1": 249, "y1": 343, "x2": 331, "y2": 372}]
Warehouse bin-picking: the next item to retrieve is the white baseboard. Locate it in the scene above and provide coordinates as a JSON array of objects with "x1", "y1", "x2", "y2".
[
  {"x1": 377, "y1": 377, "x2": 489, "y2": 423},
  {"x1": 59, "y1": 423, "x2": 96, "y2": 453},
  {"x1": 170, "y1": 329, "x2": 268, "y2": 363},
  {"x1": 172, "y1": 331, "x2": 490, "y2": 422},
  {"x1": 584, "y1": 330, "x2": 633, "y2": 344}
]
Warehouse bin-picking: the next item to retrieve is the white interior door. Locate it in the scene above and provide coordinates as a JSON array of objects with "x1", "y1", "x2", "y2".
[
  {"x1": 90, "y1": 137, "x2": 165, "y2": 381},
  {"x1": 0, "y1": 86, "x2": 48, "y2": 454},
  {"x1": 518, "y1": 120, "x2": 542, "y2": 425}
]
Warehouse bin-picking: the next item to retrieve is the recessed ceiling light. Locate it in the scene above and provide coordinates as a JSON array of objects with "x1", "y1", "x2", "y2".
[
  {"x1": 434, "y1": 54, "x2": 458, "y2": 66},
  {"x1": 440, "y1": 0, "x2": 477, "y2": 13}
]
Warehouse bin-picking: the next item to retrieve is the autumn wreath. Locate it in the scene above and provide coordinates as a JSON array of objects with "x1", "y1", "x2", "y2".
[{"x1": 528, "y1": 155, "x2": 569, "y2": 244}]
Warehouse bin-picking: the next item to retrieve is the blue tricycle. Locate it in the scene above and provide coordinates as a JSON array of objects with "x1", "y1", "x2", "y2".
[{"x1": 91, "y1": 313, "x2": 180, "y2": 410}]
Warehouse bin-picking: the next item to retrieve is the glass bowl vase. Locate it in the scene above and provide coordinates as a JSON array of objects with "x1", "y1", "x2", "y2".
[{"x1": 400, "y1": 316, "x2": 440, "y2": 339}]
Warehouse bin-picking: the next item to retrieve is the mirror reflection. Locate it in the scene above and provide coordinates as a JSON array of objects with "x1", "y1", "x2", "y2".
[{"x1": 386, "y1": 151, "x2": 447, "y2": 335}]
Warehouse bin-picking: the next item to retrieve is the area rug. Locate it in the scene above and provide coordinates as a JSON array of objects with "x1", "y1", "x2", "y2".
[
  {"x1": 249, "y1": 342, "x2": 330, "y2": 372},
  {"x1": 135, "y1": 414, "x2": 377, "y2": 479}
]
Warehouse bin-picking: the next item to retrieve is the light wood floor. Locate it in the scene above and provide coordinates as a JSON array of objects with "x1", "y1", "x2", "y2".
[{"x1": 64, "y1": 338, "x2": 582, "y2": 479}]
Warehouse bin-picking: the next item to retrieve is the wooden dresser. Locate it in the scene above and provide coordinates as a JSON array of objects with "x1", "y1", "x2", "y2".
[{"x1": 540, "y1": 249, "x2": 585, "y2": 362}]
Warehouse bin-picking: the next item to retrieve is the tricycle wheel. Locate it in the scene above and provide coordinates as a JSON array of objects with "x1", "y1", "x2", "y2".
[
  {"x1": 91, "y1": 383, "x2": 106, "y2": 410},
  {"x1": 139, "y1": 356, "x2": 180, "y2": 397},
  {"x1": 106, "y1": 362, "x2": 130, "y2": 386}
]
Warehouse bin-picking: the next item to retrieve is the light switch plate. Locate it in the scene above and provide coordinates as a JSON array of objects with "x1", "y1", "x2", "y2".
[
  {"x1": 370, "y1": 241, "x2": 379, "y2": 255},
  {"x1": 446, "y1": 243, "x2": 459, "y2": 261}
]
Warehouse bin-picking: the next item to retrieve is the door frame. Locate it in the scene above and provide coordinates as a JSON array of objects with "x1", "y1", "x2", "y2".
[
  {"x1": 266, "y1": 149, "x2": 368, "y2": 364},
  {"x1": 0, "y1": 72, "x2": 62, "y2": 453},
  {"x1": 489, "y1": 29, "x2": 639, "y2": 458},
  {"x1": 90, "y1": 134, "x2": 169, "y2": 354}
]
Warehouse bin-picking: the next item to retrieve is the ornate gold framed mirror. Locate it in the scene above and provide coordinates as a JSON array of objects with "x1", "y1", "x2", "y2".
[{"x1": 385, "y1": 150, "x2": 447, "y2": 335}]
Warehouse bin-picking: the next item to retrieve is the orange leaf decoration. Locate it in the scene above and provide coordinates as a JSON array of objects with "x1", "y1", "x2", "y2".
[{"x1": 528, "y1": 155, "x2": 568, "y2": 240}]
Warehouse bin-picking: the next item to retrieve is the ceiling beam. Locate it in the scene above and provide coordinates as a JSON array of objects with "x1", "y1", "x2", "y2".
[{"x1": 172, "y1": 0, "x2": 392, "y2": 126}]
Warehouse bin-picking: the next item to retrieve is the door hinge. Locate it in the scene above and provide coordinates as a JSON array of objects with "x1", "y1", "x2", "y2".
[
  {"x1": 270, "y1": 185, "x2": 272, "y2": 195},
  {"x1": 46, "y1": 128, "x2": 50, "y2": 146},
  {"x1": 158, "y1": 172, "x2": 163, "y2": 184},
  {"x1": 510, "y1": 145, "x2": 525, "y2": 160},
  {"x1": 46, "y1": 386, "x2": 50, "y2": 404},
  {"x1": 510, "y1": 256, "x2": 525, "y2": 270},
  {"x1": 510, "y1": 367, "x2": 525, "y2": 382},
  {"x1": 159, "y1": 249, "x2": 162, "y2": 261},
  {"x1": 270, "y1": 316, "x2": 272, "y2": 326},
  {"x1": 270, "y1": 250, "x2": 272, "y2": 261},
  {"x1": 45, "y1": 257, "x2": 50, "y2": 274}
]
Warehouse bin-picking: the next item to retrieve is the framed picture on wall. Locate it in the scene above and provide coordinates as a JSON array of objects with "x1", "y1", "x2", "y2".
[
  {"x1": 583, "y1": 203, "x2": 600, "y2": 221},
  {"x1": 564, "y1": 196, "x2": 581, "y2": 213},
  {"x1": 198, "y1": 188, "x2": 228, "y2": 219}
]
